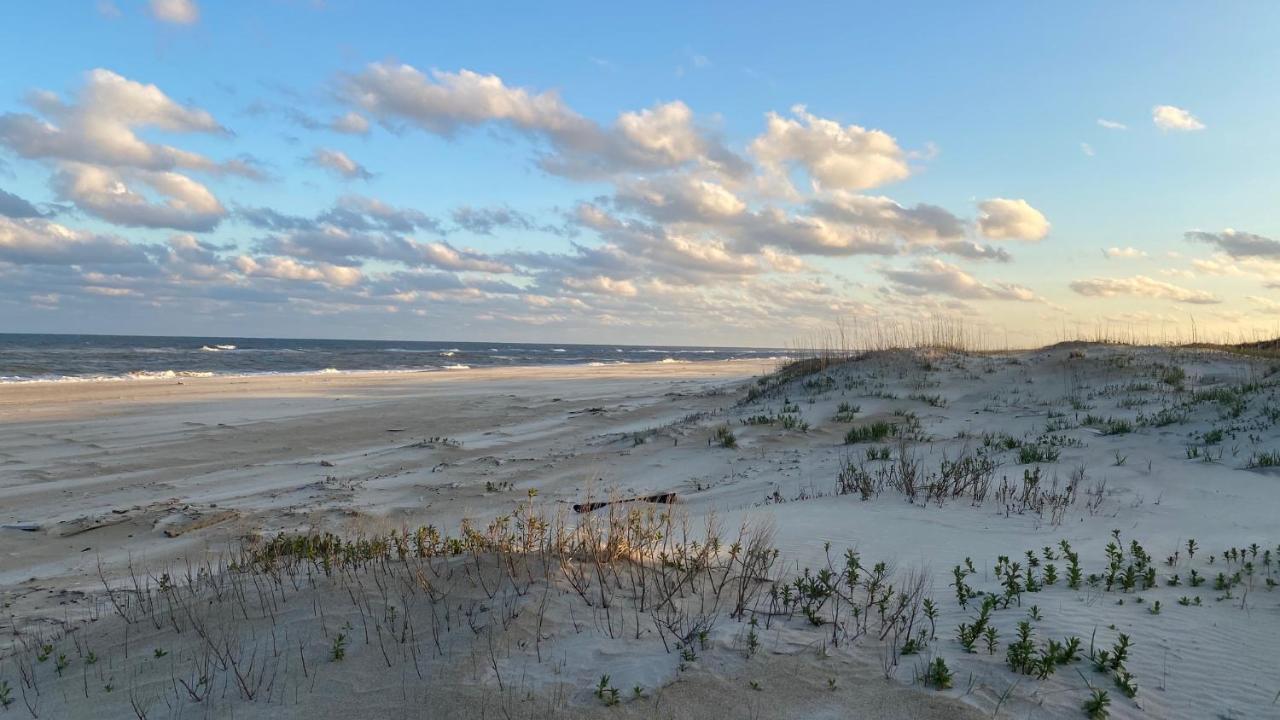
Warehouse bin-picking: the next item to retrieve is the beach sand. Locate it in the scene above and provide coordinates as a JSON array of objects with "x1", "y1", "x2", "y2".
[{"x1": 1, "y1": 348, "x2": 1278, "y2": 718}]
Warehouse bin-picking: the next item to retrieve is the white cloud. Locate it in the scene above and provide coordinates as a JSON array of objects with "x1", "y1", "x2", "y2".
[
  {"x1": 750, "y1": 105, "x2": 910, "y2": 194},
  {"x1": 342, "y1": 63, "x2": 746, "y2": 178},
  {"x1": 1152, "y1": 105, "x2": 1205, "y2": 131},
  {"x1": 52, "y1": 163, "x2": 225, "y2": 231},
  {"x1": 562, "y1": 275, "x2": 638, "y2": 297},
  {"x1": 0, "y1": 216, "x2": 146, "y2": 264},
  {"x1": 417, "y1": 242, "x2": 511, "y2": 273},
  {"x1": 0, "y1": 69, "x2": 232, "y2": 172},
  {"x1": 808, "y1": 192, "x2": 964, "y2": 244},
  {"x1": 331, "y1": 112, "x2": 370, "y2": 135},
  {"x1": 345, "y1": 65, "x2": 581, "y2": 136},
  {"x1": 309, "y1": 148, "x2": 372, "y2": 180},
  {"x1": 84, "y1": 285, "x2": 138, "y2": 297},
  {"x1": 1097, "y1": 118, "x2": 1127, "y2": 131},
  {"x1": 1069, "y1": 275, "x2": 1219, "y2": 304},
  {"x1": 614, "y1": 102, "x2": 706, "y2": 168},
  {"x1": 0, "y1": 69, "x2": 252, "y2": 230},
  {"x1": 234, "y1": 255, "x2": 363, "y2": 287},
  {"x1": 613, "y1": 175, "x2": 747, "y2": 222},
  {"x1": 1104, "y1": 247, "x2": 1147, "y2": 259},
  {"x1": 150, "y1": 0, "x2": 199, "y2": 24},
  {"x1": 1080, "y1": 142, "x2": 1095, "y2": 157},
  {"x1": 976, "y1": 198, "x2": 1050, "y2": 241},
  {"x1": 881, "y1": 258, "x2": 1038, "y2": 301}
]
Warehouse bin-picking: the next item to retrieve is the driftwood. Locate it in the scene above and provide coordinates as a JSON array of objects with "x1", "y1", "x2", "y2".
[
  {"x1": 159, "y1": 509, "x2": 240, "y2": 537},
  {"x1": 573, "y1": 492, "x2": 677, "y2": 514},
  {"x1": 2, "y1": 522, "x2": 41, "y2": 532},
  {"x1": 53, "y1": 513, "x2": 134, "y2": 538}
]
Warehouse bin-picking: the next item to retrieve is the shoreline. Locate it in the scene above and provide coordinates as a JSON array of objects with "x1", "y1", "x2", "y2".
[{"x1": 0, "y1": 358, "x2": 778, "y2": 423}]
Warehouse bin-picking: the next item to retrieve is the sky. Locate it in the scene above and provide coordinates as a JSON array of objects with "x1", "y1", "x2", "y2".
[{"x1": 2, "y1": 1, "x2": 1279, "y2": 347}]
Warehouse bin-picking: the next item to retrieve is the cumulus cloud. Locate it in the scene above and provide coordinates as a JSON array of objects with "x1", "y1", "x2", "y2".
[
  {"x1": 1152, "y1": 105, "x2": 1205, "y2": 131},
  {"x1": 150, "y1": 0, "x2": 199, "y2": 24},
  {"x1": 238, "y1": 196, "x2": 515, "y2": 273},
  {"x1": 933, "y1": 241, "x2": 1011, "y2": 262},
  {"x1": 1185, "y1": 229, "x2": 1280, "y2": 258},
  {"x1": 0, "y1": 216, "x2": 147, "y2": 265},
  {"x1": 1069, "y1": 275, "x2": 1219, "y2": 304},
  {"x1": 807, "y1": 192, "x2": 964, "y2": 244},
  {"x1": 234, "y1": 255, "x2": 362, "y2": 287},
  {"x1": 416, "y1": 242, "x2": 512, "y2": 273},
  {"x1": 0, "y1": 69, "x2": 240, "y2": 173},
  {"x1": 344, "y1": 65, "x2": 580, "y2": 136},
  {"x1": 562, "y1": 203, "x2": 787, "y2": 279},
  {"x1": 750, "y1": 105, "x2": 910, "y2": 194},
  {"x1": 329, "y1": 195, "x2": 442, "y2": 233},
  {"x1": 562, "y1": 275, "x2": 638, "y2": 297},
  {"x1": 730, "y1": 207, "x2": 898, "y2": 257},
  {"x1": 881, "y1": 258, "x2": 1037, "y2": 301},
  {"x1": 1104, "y1": 246, "x2": 1147, "y2": 259},
  {"x1": 52, "y1": 163, "x2": 225, "y2": 231},
  {"x1": 341, "y1": 63, "x2": 747, "y2": 178},
  {"x1": 308, "y1": 147, "x2": 372, "y2": 180},
  {"x1": 0, "y1": 69, "x2": 256, "y2": 230},
  {"x1": 331, "y1": 112, "x2": 370, "y2": 134},
  {"x1": 976, "y1": 198, "x2": 1050, "y2": 241},
  {"x1": 612, "y1": 175, "x2": 747, "y2": 223}
]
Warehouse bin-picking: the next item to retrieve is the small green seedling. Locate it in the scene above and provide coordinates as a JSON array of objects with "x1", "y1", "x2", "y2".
[
  {"x1": 923, "y1": 657, "x2": 953, "y2": 690},
  {"x1": 1083, "y1": 688, "x2": 1111, "y2": 719},
  {"x1": 594, "y1": 675, "x2": 620, "y2": 706},
  {"x1": 330, "y1": 632, "x2": 348, "y2": 661}
]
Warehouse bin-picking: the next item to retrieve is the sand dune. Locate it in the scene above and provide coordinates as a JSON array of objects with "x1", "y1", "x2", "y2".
[{"x1": 1, "y1": 348, "x2": 1278, "y2": 719}]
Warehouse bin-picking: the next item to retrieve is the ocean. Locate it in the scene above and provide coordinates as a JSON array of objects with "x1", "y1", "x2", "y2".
[{"x1": 0, "y1": 334, "x2": 788, "y2": 383}]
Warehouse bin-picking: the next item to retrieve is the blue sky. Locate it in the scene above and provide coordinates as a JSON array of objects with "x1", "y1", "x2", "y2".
[{"x1": 1, "y1": 1, "x2": 1278, "y2": 345}]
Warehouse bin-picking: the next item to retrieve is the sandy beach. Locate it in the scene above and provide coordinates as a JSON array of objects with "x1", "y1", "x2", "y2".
[
  {"x1": 0, "y1": 361, "x2": 773, "y2": 587},
  {"x1": 2, "y1": 347, "x2": 1278, "y2": 719}
]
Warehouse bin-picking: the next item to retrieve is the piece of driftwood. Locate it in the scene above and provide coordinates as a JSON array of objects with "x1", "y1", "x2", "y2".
[
  {"x1": 53, "y1": 513, "x2": 133, "y2": 538},
  {"x1": 573, "y1": 492, "x2": 677, "y2": 514},
  {"x1": 160, "y1": 509, "x2": 240, "y2": 537},
  {"x1": 2, "y1": 522, "x2": 41, "y2": 532}
]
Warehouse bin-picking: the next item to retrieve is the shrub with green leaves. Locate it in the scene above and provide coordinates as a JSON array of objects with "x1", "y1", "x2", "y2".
[
  {"x1": 714, "y1": 425, "x2": 738, "y2": 448},
  {"x1": 923, "y1": 657, "x2": 953, "y2": 690}
]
